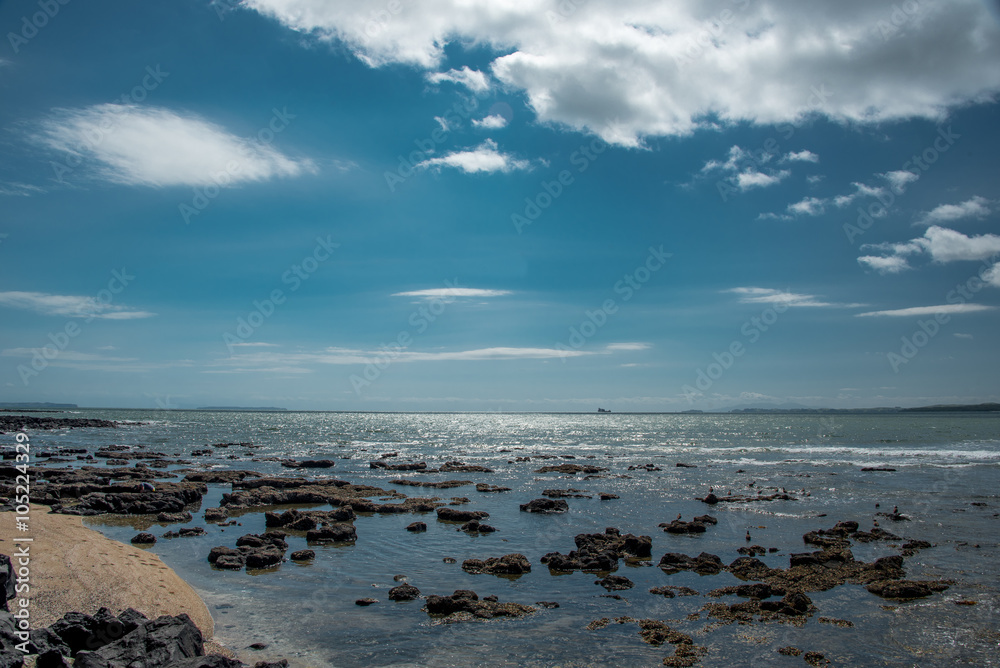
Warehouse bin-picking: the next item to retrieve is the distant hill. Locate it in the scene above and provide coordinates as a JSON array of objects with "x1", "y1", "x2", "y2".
[
  {"x1": 0, "y1": 402, "x2": 77, "y2": 409},
  {"x1": 196, "y1": 406, "x2": 289, "y2": 411},
  {"x1": 900, "y1": 403, "x2": 1000, "y2": 413}
]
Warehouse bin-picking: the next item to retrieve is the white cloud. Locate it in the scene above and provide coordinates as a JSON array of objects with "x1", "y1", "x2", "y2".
[
  {"x1": 736, "y1": 169, "x2": 789, "y2": 190},
  {"x1": 245, "y1": 0, "x2": 1000, "y2": 146},
  {"x1": 858, "y1": 226, "x2": 1000, "y2": 273},
  {"x1": 806, "y1": 175, "x2": 825, "y2": 185},
  {"x1": 605, "y1": 342, "x2": 652, "y2": 351},
  {"x1": 856, "y1": 303, "x2": 994, "y2": 317},
  {"x1": 426, "y1": 66, "x2": 491, "y2": 93},
  {"x1": 472, "y1": 114, "x2": 508, "y2": 129},
  {"x1": 915, "y1": 196, "x2": 991, "y2": 226},
  {"x1": 35, "y1": 104, "x2": 314, "y2": 187},
  {"x1": 783, "y1": 150, "x2": 819, "y2": 163},
  {"x1": 221, "y1": 346, "x2": 593, "y2": 370},
  {"x1": 787, "y1": 196, "x2": 826, "y2": 217},
  {"x1": 986, "y1": 263, "x2": 1000, "y2": 288},
  {"x1": 392, "y1": 287, "x2": 512, "y2": 299},
  {"x1": 857, "y1": 255, "x2": 911, "y2": 274},
  {"x1": 833, "y1": 182, "x2": 886, "y2": 208},
  {"x1": 725, "y1": 287, "x2": 862, "y2": 308},
  {"x1": 415, "y1": 139, "x2": 530, "y2": 174},
  {"x1": 0, "y1": 291, "x2": 155, "y2": 319},
  {"x1": 881, "y1": 170, "x2": 920, "y2": 193},
  {"x1": 0, "y1": 182, "x2": 44, "y2": 197}
]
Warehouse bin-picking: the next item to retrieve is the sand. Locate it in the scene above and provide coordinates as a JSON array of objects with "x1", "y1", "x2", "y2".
[{"x1": 1, "y1": 504, "x2": 233, "y2": 657}]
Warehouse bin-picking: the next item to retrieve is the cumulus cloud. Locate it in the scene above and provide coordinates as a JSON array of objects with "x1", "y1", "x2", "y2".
[
  {"x1": 702, "y1": 145, "x2": 789, "y2": 192},
  {"x1": 34, "y1": 105, "x2": 314, "y2": 187},
  {"x1": 244, "y1": 0, "x2": 1000, "y2": 146},
  {"x1": 426, "y1": 66, "x2": 491, "y2": 93},
  {"x1": 915, "y1": 196, "x2": 991, "y2": 226},
  {"x1": 859, "y1": 225, "x2": 1000, "y2": 274},
  {"x1": 783, "y1": 150, "x2": 819, "y2": 163},
  {"x1": 472, "y1": 114, "x2": 508, "y2": 129},
  {"x1": 725, "y1": 287, "x2": 863, "y2": 308},
  {"x1": 856, "y1": 303, "x2": 994, "y2": 317},
  {"x1": 881, "y1": 170, "x2": 920, "y2": 193},
  {"x1": 415, "y1": 139, "x2": 530, "y2": 174},
  {"x1": 787, "y1": 197, "x2": 826, "y2": 217},
  {"x1": 0, "y1": 290, "x2": 155, "y2": 319}
]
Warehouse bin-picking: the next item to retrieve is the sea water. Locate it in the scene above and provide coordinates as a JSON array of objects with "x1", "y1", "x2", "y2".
[{"x1": 21, "y1": 410, "x2": 1000, "y2": 667}]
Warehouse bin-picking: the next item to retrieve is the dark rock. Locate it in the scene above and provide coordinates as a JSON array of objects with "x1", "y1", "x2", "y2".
[
  {"x1": 439, "y1": 461, "x2": 494, "y2": 473},
  {"x1": 462, "y1": 554, "x2": 531, "y2": 576},
  {"x1": 535, "y1": 601, "x2": 559, "y2": 608},
  {"x1": 130, "y1": 533, "x2": 156, "y2": 545},
  {"x1": 182, "y1": 471, "x2": 260, "y2": 484},
  {"x1": 214, "y1": 555, "x2": 245, "y2": 570},
  {"x1": 306, "y1": 523, "x2": 357, "y2": 543},
  {"x1": 166, "y1": 657, "x2": 244, "y2": 668},
  {"x1": 156, "y1": 512, "x2": 193, "y2": 524},
  {"x1": 204, "y1": 507, "x2": 228, "y2": 522},
  {"x1": 423, "y1": 590, "x2": 535, "y2": 619},
  {"x1": 388, "y1": 584, "x2": 421, "y2": 601},
  {"x1": 534, "y1": 464, "x2": 607, "y2": 474},
  {"x1": 290, "y1": 550, "x2": 315, "y2": 561},
  {"x1": 595, "y1": 575, "x2": 634, "y2": 591},
  {"x1": 281, "y1": 459, "x2": 336, "y2": 469},
  {"x1": 599, "y1": 493, "x2": 619, "y2": 500},
  {"x1": 542, "y1": 488, "x2": 592, "y2": 499},
  {"x1": 659, "y1": 552, "x2": 723, "y2": 575},
  {"x1": 865, "y1": 579, "x2": 950, "y2": 600},
  {"x1": 475, "y1": 483, "x2": 511, "y2": 493},
  {"x1": 436, "y1": 507, "x2": 489, "y2": 522},
  {"x1": 459, "y1": 519, "x2": 497, "y2": 533},
  {"x1": 392, "y1": 479, "x2": 471, "y2": 489},
  {"x1": 406, "y1": 522, "x2": 427, "y2": 532},
  {"x1": 355, "y1": 598, "x2": 378, "y2": 606},
  {"x1": 73, "y1": 614, "x2": 202, "y2": 668},
  {"x1": 179, "y1": 527, "x2": 206, "y2": 537},
  {"x1": 519, "y1": 498, "x2": 569, "y2": 513},
  {"x1": 244, "y1": 547, "x2": 283, "y2": 569},
  {"x1": 675, "y1": 462, "x2": 697, "y2": 468},
  {"x1": 207, "y1": 546, "x2": 240, "y2": 564},
  {"x1": 369, "y1": 461, "x2": 427, "y2": 471}
]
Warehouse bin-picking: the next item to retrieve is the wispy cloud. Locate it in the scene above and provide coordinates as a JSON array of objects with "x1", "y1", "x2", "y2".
[
  {"x1": 416, "y1": 139, "x2": 530, "y2": 174},
  {"x1": 0, "y1": 182, "x2": 44, "y2": 197},
  {"x1": 605, "y1": 342, "x2": 651, "y2": 352},
  {"x1": 726, "y1": 287, "x2": 864, "y2": 308},
  {"x1": 0, "y1": 291, "x2": 156, "y2": 319},
  {"x1": 426, "y1": 66, "x2": 490, "y2": 93},
  {"x1": 787, "y1": 196, "x2": 826, "y2": 217},
  {"x1": 35, "y1": 104, "x2": 314, "y2": 187},
  {"x1": 856, "y1": 304, "x2": 994, "y2": 317},
  {"x1": 915, "y1": 196, "x2": 991, "y2": 226},
  {"x1": 881, "y1": 170, "x2": 920, "y2": 193},
  {"x1": 701, "y1": 145, "x2": 789, "y2": 192},
  {"x1": 392, "y1": 287, "x2": 512, "y2": 300}
]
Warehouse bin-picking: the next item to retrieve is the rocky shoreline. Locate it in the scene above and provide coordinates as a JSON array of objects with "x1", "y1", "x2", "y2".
[{"x1": 0, "y1": 436, "x2": 984, "y2": 666}]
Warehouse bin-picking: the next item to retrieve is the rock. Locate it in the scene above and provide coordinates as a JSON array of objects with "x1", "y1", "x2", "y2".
[
  {"x1": 595, "y1": 575, "x2": 634, "y2": 591},
  {"x1": 165, "y1": 657, "x2": 244, "y2": 668},
  {"x1": 861, "y1": 467, "x2": 896, "y2": 472},
  {"x1": 599, "y1": 493, "x2": 619, "y2": 500},
  {"x1": 306, "y1": 523, "x2": 357, "y2": 543},
  {"x1": 442, "y1": 557, "x2": 457, "y2": 564},
  {"x1": 214, "y1": 555, "x2": 245, "y2": 570},
  {"x1": 649, "y1": 586, "x2": 699, "y2": 598},
  {"x1": 35, "y1": 649, "x2": 72, "y2": 668},
  {"x1": 475, "y1": 483, "x2": 511, "y2": 493},
  {"x1": 535, "y1": 601, "x2": 559, "y2": 609},
  {"x1": 355, "y1": 598, "x2": 378, "y2": 606},
  {"x1": 462, "y1": 554, "x2": 531, "y2": 576},
  {"x1": 182, "y1": 471, "x2": 260, "y2": 484},
  {"x1": 519, "y1": 498, "x2": 569, "y2": 513},
  {"x1": 439, "y1": 461, "x2": 494, "y2": 473},
  {"x1": 130, "y1": 533, "x2": 156, "y2": 545},
  {"x1": 244, "y1": 547, "x2": 283, "y2": 569},
  {"x1": 423, "y1": 590, "x2": 535, "y2": 620},
  {"x1": 804, "y1": 651, "x2": 829, "y2": 666},
  {"x1": 660, "y1": 519, "x2": 708, "y2": 534},
  {"x1": 534, "y1": 464, "x2": 607, "y2": 475},
  {"x1": 388, "y1": 584, "x2": 421, "y2": 601},
  {"x1": 406, "y1": 522, "x2": 427, "y2": 532},
  {"x1": 290, "y1": 550, "x2": 315, "y2": 561},
  {"x1": 658, "y1": 552, "x2": 724, "y2": 575},
  {"x1": 156, "y1": 512, "x2": 193, "y2": 524},
  {"x1": 73, "y1": 614, "x2": 202, "y2": 668},
  {"x1": 777, "y1": 646, "x2": 802, "y2": 656},
  {"x1": 204, "y1": 507, "x2": 228, "y2": 522},
  {"x1": 865, "y1": 579, "x2": 950, "y2": 600},
  {"x1": 436, "y1": 507, "x2": 489, "y2": 522},
  {"x1": 207, "y1": 546, "x2": 240, "y2": 564},
  {"x1": 281, "y1": 459, "x2": 336, "y2": 469},
  {"x1": 542, "y1": 488, "x2": 592, "y2": 499},
  {"x1": 392, "y1": 479, "x2": 471, "y2": 489},
  {"x1": 627, "y1": 463, "x2": 661, "y2": 472},
  {"x1": 179, "y1": 527, "x2": 205, "y2": 537},
  {"x1": 675, "y1": 462, "x2": 697, "y2": 468},
  {"x1": 459, "y1": 520, "x2": 497, "y2": 533},
  {"x1": 369, "y1": 461, "x2": 427, "y2": 471}
]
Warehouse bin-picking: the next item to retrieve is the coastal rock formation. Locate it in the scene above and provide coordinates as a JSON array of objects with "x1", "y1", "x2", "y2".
[
  {"x1": 542, "y1": 528, "x2": 651, "y2": 572},
  {"x1": 534, "y1": 464, "x2": 607, "y2": 475},
  {"x1": 436, "y1": 508, "x2": 489, "y2": 522},
  {"x1": 388, "y1": 584, "x2": 421, "y2": 601},
  {"x1": 423, "y1": 590, "x2": 535, "y2": 620},
  {"x1": 406, "y1": 522, "x2": 427, "y2": 532},
  {"x1": 475, "y1": 484, "x2": 511, "y2": 493},
  {"x1": 290, "y1": 550, "x2": 314, "y2": 562},
  {"x1": 0, "y1": 416, "x2": 119, "y2": 432},
  {"x1": 280, "y1": 459, "x2": 336, "y2": 469},
  {"x1": 595, "y1": 575, "x2": 634, "y2": 590},
  {"x1": 461, "y1": 554, "x2": 531, "y2": 576},
  {"x1": 659, "y1": 515, "x2": 717, "y2": 534},
  {"x1": 459, "y1": 520, "x2": 497, "y2": 534},
  {"x1": 439, "y1": 461, "x2": 494, "y2": 473},
  {"x1": 542, "y1": 488, "x2": 592, "y2": 499},
  {"x1": 305, "y1": 524, "x2": 357, "y2": 544},
  {"x1": 369, "y1": 461, "x2": 427, "y2": 471},
  {"x1": 658, "y1": 552, "x2": 724, "y2": 575},
  {"x1": 391, "y1": 479, "x2": 471, "y2": 489},
  {"x1": 130, "y1": 533, "x2": 156, "y2": 545},
  {"x1": 519, "y1": 498, "x2": 569, "y2": 513}
]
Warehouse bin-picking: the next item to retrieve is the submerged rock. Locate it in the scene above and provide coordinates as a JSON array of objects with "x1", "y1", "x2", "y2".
[
  {"x1": 462, "y1": 554, "x2": 531, "y2": 576},
  {"x1": 519, "y1": 498, "x2": 569, "y2": 513}
]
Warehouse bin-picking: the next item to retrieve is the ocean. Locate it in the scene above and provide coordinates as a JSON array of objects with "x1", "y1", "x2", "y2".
[{"x1": 22, "y1": 409, "x2": 1000, "y2": 667}]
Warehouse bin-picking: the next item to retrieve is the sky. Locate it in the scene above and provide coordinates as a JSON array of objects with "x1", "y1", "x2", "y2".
[{"x1": 1, "y1": 0, "x2": 999, "y2": 412}]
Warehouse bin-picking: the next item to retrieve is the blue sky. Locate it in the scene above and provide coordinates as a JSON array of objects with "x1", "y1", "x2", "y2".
[{"x1": 1, "y1": 0, "x2": 999, "y2": 411}]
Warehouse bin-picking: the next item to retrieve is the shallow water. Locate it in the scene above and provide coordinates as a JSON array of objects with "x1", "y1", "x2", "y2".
[{"x1": 19, "y1": 410, "x2": 1000, "y2": 666}]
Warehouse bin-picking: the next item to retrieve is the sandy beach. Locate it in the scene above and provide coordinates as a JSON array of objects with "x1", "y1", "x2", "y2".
[{"x1": 1, "y1": 504, "x2": 232, "y2": 658}]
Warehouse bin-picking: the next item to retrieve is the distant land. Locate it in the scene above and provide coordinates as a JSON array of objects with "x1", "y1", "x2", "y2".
[
  {"x1": 196, "y1": 406, "x2": 289, "y2": 412},
  {"x1": 0, "y1": 402, "x2": 76, "y2": 409},
  {"x1": 724, "y1": 403, "x2": 1000, "y2": 414}
]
